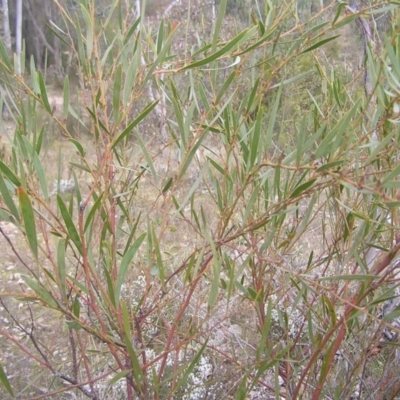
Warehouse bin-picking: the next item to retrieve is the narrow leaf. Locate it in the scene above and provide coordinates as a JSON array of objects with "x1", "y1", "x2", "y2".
[
  {"x1": 22, "y1": 276, "x2": 57, "y2": 307},
  {"x1": 80, "y1": 4, "x2": 93, "y2": 59},
  {"x1": 115, "y1": 233, "x2": 146, "y2": 304},
  {"x1": 181, "y1": 27, "x2": 257, "y2": 71},
  {"x1": 121, "y1": 301, "x2": 143, "y2": 389},
  {"x1": 0, "y1": 363, "x2": 13, "y2": 397},
  {"x1": 290, "y1": 179, "x2": 317, "y2": 198},
  {"x1": 0, "y1": 160, "x2": 21, "y2": 187},
  {"x1": 111, "y1": 100, "x2": 159, "y2": 149},
  {"x1": 57, "y1": 240, "x2": 67, "y2": 302},
  {"x1": 57, "y1": 195, "x2": 82, "y2": 255},
  {"x1": 301, "y1": 35, "x2": 340, "y2": 54},
  {"x1": 17, "y1": 187, "x2": 38, "y2": 258},
  {"x1": 0, "y1": 174, "x2": 20, "y2": 222},
  {"x1": 108, "y1": 370, "x2": 131, "y2": 386},
  {"x1": 174, "y1": 340, "x2": 208, "y2": 393},
  {"x1": 37, "y1": 71, "x2": 52, "y2": 113},
  {"x1": 63, "y1": 76, "x2": 70, "y2": 119}
]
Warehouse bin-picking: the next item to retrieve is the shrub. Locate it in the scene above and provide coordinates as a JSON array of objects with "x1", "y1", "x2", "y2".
[{"x1": 0, "y1": 1, "x2": 400, "y2": 399}]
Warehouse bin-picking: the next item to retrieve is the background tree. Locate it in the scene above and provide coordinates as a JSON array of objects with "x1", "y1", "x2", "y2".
[
  {"x1": 1, "y1": 0, "x2": 11, "y2": 52},
  {"x1": 14, "y1": 0, "x2": 21, "y2": 75}
]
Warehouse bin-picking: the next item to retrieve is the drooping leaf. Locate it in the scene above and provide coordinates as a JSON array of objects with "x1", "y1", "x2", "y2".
[
  {"x1": 57, "y1": 239, "x2": 67, "y2": 302},
  {"x1": 80, "y1": 4, "x2": 93, "y2": 59},
  {"x1": 22, "y1": 276, "x2": 57, "y2": 307},
  {"x1": 290, "y1": 179, "x2": 317, "y2": 199},
  {"x1": 17, "y1": 186, "x2": 38, "y2": 259},
  {"x1": 57, "y1": 194, "x2": 82, "y2": 255},
  {"x1": 111, "y1": 100, "x2": 159, "y2": 149},
  {"x1": 0, "y1": 363, "x2": 13, "y2": 397},
  {"x1": 121, "y1": 301, "x2": 143, "y2": 390},
  {"x1": 115, "y1": 233, "x2": 146, "y2": 304},
  {"x1": 37, "y1": 71, "x2": 52, "y2": 114},
  {"x1": 0, "y1": 174, "x2": 19, "y2": 222},
  {"x1": 301, "y1": 35, "x2": 340, "y2": 54},
  {"x1": 63, "y1": 75, "x2": 70, "y2": 119}
]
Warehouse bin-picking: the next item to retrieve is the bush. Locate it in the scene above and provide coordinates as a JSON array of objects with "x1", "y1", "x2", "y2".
[{"x1": 0, "y1": 0, "x2": 400, "y2": 399}]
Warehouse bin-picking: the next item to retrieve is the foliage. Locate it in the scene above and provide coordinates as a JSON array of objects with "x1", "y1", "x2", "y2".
[{"x1": 0, "y1": 0, "x2": 400, "y2": 399}]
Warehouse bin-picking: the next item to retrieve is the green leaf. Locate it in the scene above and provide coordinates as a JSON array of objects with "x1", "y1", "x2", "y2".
[
  {"x1": 57, "y1": 240, "x2": 67, "y2": 302},
  {"x1": 382, "y1": 307, "x2": 400, "y2": 322},
  {"x1": 111, "y1": 100, "x2": 159, "y2": 149},
  {"x1": 73, "y1": 295, "x2": 81, "y2": 317},
  {"x1": 139, "y1": 24, "x2": 178, "y2": 91},
  {"x1": 65, "y1": 320, "x2": 83, "y2": 330},
  {"x1": 29, "y1": 148, "x2": 49, "y2": 200},
  {"x1": 63, "y1": 76, "x2": 70, "y2": 119},
  {"x1": 301, "y1": 35, "x2": 340, "y2": 54},
  {"x1": 80, "y1": 4, "x2": 93, "y2": 59},
  {"x1": 69, "y1": 162, "x2": 91, "y2": 173},
  {"x1": 0, "y1": 363, "x2": 14, "y2": 397},
  {"x1": 103, "y1": 264, "x2": 116, "y2": 308},
  {"x1": 162, "y1": 177, "x2": 173, "y2": 193},
  {"x1": 212, "y1": 0, "x2": 226, "y2": 52},
  {"x1": 316, "y1": 160, "x2": 346, "y2": 172},
  {"x1": 0, "y1": 160, "x2": 21, "y2": 187},
  {"x1": 176, "y1": 165, "x2": 208, "y2": 213},
  {"x1": 133, "y1": 132, "x2": 158, "y2": 181},
  {"x1": 334, "y1": 14, "x2": 359, "y2": 29},
  {"x1": 108, "y1": 370, "x2": 131, "y2": 386},
  {"x1": 235, "y1": 374, "x2": 248, "y2": 400},
  {"x1": 0, "y1": 174, "x2": 19, "y2": 222},
  {"x1": 151, "y1": 225, "x2": 165, "y2": 287},
  {"x1": 246, "y1": 78, "x2": 260, "y2": 113},
  {"x1": 123, "y1": 17, "x2": 141, "y2": 46},
  {"x1": 207, "y1": 232, "x2": 221, "y2": 308},
  {"x1": 17, "y1": 187, "x2": 38, "y2": 259},
  {"x1": 37, "y1": 71, "x2": 52, "y2": 114},
  {"x1": 156, "y1": 19, "x2": 164, "y2": 55},
  {"x1": 290, "y1": 179, "x2": 316, "y2": 198},
  {"x1": 249, "y1": 109, "x2": 262, "y2": 169},
  {"x1": 332, "y1": 2, "x2": 348, "y2": 26},
  {"x1": 315, "y1": 100, "x2": 360, "y2": 159},
  {"x1": 123, "y1": 46, "x2": 140, "y2": 107},
  {"x1": 265, "y1": 83, "x2": 282, "y2": 150},
  {"x1": 115, "y1": 233, "x2": 146, "y2": 304},
  {"x1": 179, "y1": 131, "x2": 208, "y2": 180},
  {"x1": 383, "y1": 163, "x2": 400, "y2": 184},
  {"x1": 270, "y1": 71, "x2": 313, "y2": 89},
  {"x1": 256, "y1": 299, "x2": 272, "y2": 360},
  {"x1": 102, "y1": 0, "x2": 120, "y2": 32},
  {"x1": 174, "y1": 340, "x2": 208, "y2": 394},
  {"x1": 22, "y1": 276, "x2": 57, "y2": 307},
  {"x1": 215, "y1": 70, "x2": 236, "y2": 104},
  {"x1": 318, "y1": 275, "x2": 379, "y2": 281},
  {"x1": 84, "y1": 193, "x2": 104, "y2": 232},
  {"x1": 384, "y1": 201, "x2": 400, "y2": 209},
  {"x1": 181, "y1": 27, "x2": 256, "y2": 71},
  {"x1": 69, "y1": 138, "x2": 85, "y2": 157},
  {"x1": 30, "y1": 57, "x2": 40, "y2": 94},
  {"x1": 289, "y1": 193, "x2": 316, "y2": 245},
  {"x1": 57, "y1": 195, "x2": 82, "y2": 255},
  {"x1": 121, "y1": 301, "x2": 143, "y2": 390}
]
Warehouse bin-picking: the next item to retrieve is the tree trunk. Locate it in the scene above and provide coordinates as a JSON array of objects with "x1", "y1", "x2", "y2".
[
  {"x1": 135, "y1": 0, "x2": 140, "y2": 17},
  {"x1": 1, "y1": 0, "x2": 12, "y2": 52},
  {"x1": 15, "y1": 0, "x2": 22, "y2": 75}
]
